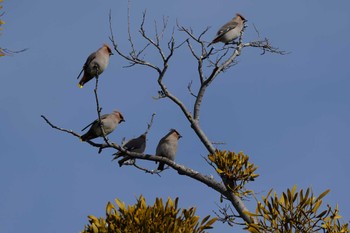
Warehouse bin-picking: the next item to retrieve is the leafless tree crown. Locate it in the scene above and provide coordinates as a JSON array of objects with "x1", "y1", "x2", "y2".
[{"x1": 42, "y1": 9, "x2": 286, "y2": 226}]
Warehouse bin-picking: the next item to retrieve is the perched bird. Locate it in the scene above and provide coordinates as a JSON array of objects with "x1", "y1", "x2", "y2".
[
  {"x1": 115, "y1": 133, "x2": 147, "y2": 167},
  {"x1": 77, "y1": 44, "x2": 113, "y2": 88},
  {"x1": 156, "y1": 129, "x2": 182, "y2": 171},
  {"x1": 80, "y1": 111, "x2": 125, "y2": 141},
  {"x1": 207, "y1": 13, "x2": 247, "y2": 47}
]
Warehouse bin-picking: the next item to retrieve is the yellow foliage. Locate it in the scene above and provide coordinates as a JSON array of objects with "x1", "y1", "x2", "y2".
[
  {"x1": 245, "y1": 186, "x2": 350, "y2": 233},
  {"x1": 81, "y1": 195, "x2": 217, "y2": 233},
  {"x1": 208, "y1": 150, "x2": 259, "y2": 197}
]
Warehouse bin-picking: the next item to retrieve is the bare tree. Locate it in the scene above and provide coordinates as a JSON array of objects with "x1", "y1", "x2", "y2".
[{"x1": 42, "y1": 9, "x2": 348, "y2": 232}]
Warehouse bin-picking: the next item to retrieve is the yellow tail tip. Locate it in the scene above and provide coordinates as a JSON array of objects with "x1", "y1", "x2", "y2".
[{"x1": 78, "y1": 84, "x2": 83, "y2": 88}]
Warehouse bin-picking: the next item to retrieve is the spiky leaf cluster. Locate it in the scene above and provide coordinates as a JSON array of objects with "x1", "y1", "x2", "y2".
[
  {"x1": 246, "y1": 186, "x2": 349, "y2": 233},
  {"x1": 82, "y1": 195, "x2": 217, "y2": 233},
  {"x1": 208, "y1": 150, "x2": 258, "y2": 196}
]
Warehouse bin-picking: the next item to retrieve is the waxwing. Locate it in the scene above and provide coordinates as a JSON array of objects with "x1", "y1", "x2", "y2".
[
  {"x1": 208, "y1": 13, "x2": 246, "y2": 47},
  {"x1": 80, "y1": 111, "x2": 124, "y2": 141},
  {"x1": 77, "y1": 44, "x2": 113, "y2": 88},
  {"x1": 115, "y1": 133, "x2": 147, "y2": 167},
  {"x1": 156, "y1": 129, "x2": 182, "y2": 171}
]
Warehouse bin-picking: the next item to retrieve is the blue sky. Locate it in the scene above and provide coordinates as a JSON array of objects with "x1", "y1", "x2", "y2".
[{"x1": 1, "y1": 0, "x2": 350, "y2": 232}]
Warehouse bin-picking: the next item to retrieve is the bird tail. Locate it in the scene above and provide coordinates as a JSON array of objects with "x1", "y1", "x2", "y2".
[
  {"x1": 112, "y1": 152, "x2": 123, "y2": 161},
  {"x1": 118, "y1": 156, "x2": 131, "y2": 167},
  {"x1": 76, "y1": 68, "x2": 84, "y2": 80},
  {"x1": 157, "y1": 162, "x2": 165, "y2": 171},
  {"x1": 78, "y1": 73, "x2": 91, "y2": 88},
  {"x1": 80, "y1": 133, "x2": 90, "y2": 142},
  {"x1": 207, "y1": 37, "x2": 220, "y2": 47},
  {"x1": 78, "y1": 78, "x2": 85, "y2": 88}
]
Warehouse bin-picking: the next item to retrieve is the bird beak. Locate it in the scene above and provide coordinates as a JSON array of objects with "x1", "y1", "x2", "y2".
[{"x1": 110, "y1": 52, "x2": 114, "y2": 56}]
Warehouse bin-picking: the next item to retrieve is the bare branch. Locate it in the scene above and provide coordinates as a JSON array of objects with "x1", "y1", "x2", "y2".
[
  {"x1": 40, "y1": 115, "x2": 111, "y2": 152},
  {"x1": 144, "y1": 112, "x2": 156, "y2": 135},
  {"x1": 0, "y1": 47, "x2": 28, "y2": 56},
  {"x1": 154, "y1": 16, "x2": 169, "y2": 46},
  {"x1": 43, "y1": 110, "x2": 252, "y2": 224},
  {"x1": 93, "y1": 73, "x2": 113, "y2": 147},
  {"x1": 187, "y1": 80, "x2": 197, "y2": 98},
  {"x1": 126, "y1": 1, "x2": 137, "y2": 55},
  {"x1": 109, "y1": 11, "x2": 161, "y2": 73},
  {"x1": 139, "y1": 11, "x2": 166, "y2": 61},
  {"x1": 252, "y1": 23, "x2": 261, "y2": 38},
  {"x1": 201, "y1": 155, "x2": 217, "y2": 171},
  {"x1": 211, "y1": 141, "x2": 226, "y2": 145},
  {"x1": 41, "y1": 115, "x2": 81, "y2": 138},
  {"x1": 119, "y1": 158, "x2": 162, "y2": 176},
  {"x1": 42, "y1": 114, "x2": 251, "y2": 213},
  {"x1": 247, "y1": 23, "x2": 288, "y2": 55},
  {"x1": 45, "y1": 11, "x2": 290, "y2": 226},
  {"x1": 177, "y1": 22, "x2": 211, "y2": 46},
  {"x1": 132, "y1": 162, "x2": 162, "y2": 176},
  {"x1": 185, "y1": 39, "x2": 200, "y2": 61},
  {"x1": 244, "y1": 38, "x2": 289, "y2": 55},
  {"x1": 213, "y1": 203, "x2": 247, "y2": 227}
]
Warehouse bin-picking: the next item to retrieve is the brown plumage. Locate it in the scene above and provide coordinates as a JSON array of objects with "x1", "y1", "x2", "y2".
[
  {"x1": 156, "y1": 129, "x2": 182, "y2": 171},
  {"x1": 77, "y1": 44, "x2": 113, "y2": 88},
  {"x1": 80, "y1": 111, "x2": 124, "y2": 141},
  {"x1": 208, "y1": 13, "x2": 247, "y2": 47},
  {"x1": 115, "y1": 133, "x2": 147, "y2": 167}
]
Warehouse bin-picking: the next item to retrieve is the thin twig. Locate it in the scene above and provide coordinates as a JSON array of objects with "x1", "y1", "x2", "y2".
[
  {"x1": 93, "y1": 73, "x2": 112, "y2": 147},
  {"x1": 252, "y1": 23, "x2": 261, "y2": 38},
  {"x1": 187, "y1": 80, "x2": 197, "y2": 98},
  {"x1": 244, "y1": 38, "x2": 289, "y2": 55},
  {"x1": 201, "y1": 155, "x2": 217, "y2": 171},
  {"x1": 132, "y1": 162, "x2": 162, "y2": 176},
  {"x1": 41, "y1": 115, "x2": 110, "y2": 151},
  {"x1": 144, "y1": 113, "x2": 156, "y2": 135},
  {"x1": 127, "y1": 0, "x2": 137, "y2": 54}
]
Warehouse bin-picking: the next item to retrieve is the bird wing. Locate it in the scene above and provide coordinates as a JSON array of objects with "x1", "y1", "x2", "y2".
[
  {"x1": 83, "y1": 52, "x2": 96, "y2": 69},
  {"x1": 76, "y1": 52, "x2": 96, "y2": 80},
  {"x1": 81, "y1": 114, "x2": 109, "y2": 131},
  {"x1": 156, "y1": 136, "x2": 168, "y2": 157},
  {"x1": 216, "y1": 20, "x2": 239, "y2": 37},
  {"x1": 127, "y1": 135, "x2": 146, "y2": 149},
  {"x1": 123, "y1": 139, "x2": 136, "y2": 150}
]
